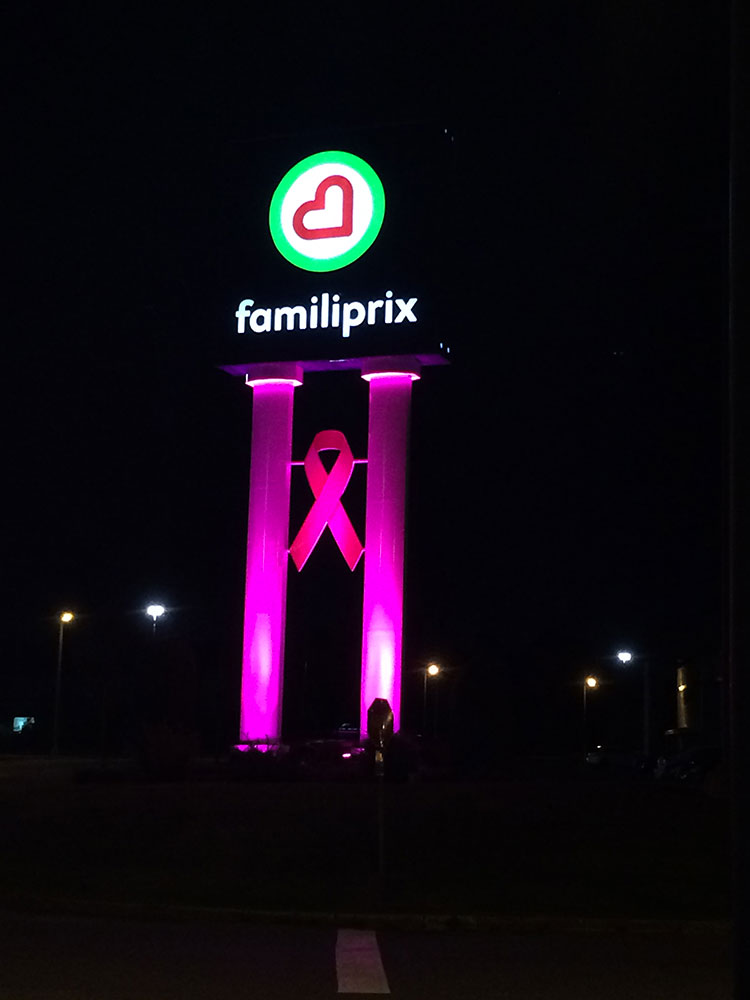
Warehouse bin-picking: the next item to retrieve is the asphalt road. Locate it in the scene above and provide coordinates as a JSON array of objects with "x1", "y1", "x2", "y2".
[{"x1": 0, "y1": 910, "x2": 731, "y2": 999}]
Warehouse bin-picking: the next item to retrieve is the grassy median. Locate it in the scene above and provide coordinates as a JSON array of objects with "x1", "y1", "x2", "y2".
[{"x1": 0, "y1": 756, "x2": 730, "y2": 920}]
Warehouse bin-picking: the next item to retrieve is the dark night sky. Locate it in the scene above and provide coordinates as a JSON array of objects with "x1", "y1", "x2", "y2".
[{"x1": 2, "y1": 4, "x2": 728, "y2": 752}]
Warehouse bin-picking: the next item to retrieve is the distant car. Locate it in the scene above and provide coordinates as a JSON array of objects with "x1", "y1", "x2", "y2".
[
  {"x1": 286, "y1": 739, "x2": 367, "y2": 780},
  {"x1": 653, "y1": 745, "x2": 722, "y2": 784},
  {"x1": 584, "y1": 747, "x2": 652, "y2": 773}
]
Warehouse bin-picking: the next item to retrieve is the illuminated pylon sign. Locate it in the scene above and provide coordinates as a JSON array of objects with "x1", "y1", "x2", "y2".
[
  {"x1": 289, "y1": 430, "x2": 364, "y2": 572},
  {"x1": 233, "y1": 356, "x2": 433, "y2": 744},
  {"x1": 227, "y1": 145, "x2": 451, "y2": 745}
]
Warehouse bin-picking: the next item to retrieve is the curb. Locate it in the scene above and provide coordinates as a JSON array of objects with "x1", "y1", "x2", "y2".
[{"x1": 1, "y1": 895, "x2": 730, "y2": 935}]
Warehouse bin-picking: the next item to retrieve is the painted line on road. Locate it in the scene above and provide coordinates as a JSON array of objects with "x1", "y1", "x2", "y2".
[{"x1": 336, "y1": 928, "x2": 390, "y2": 994}]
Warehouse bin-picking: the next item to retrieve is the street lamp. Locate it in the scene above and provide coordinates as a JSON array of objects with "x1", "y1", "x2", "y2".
[
  {"x1": 146, "y1": 604, "x2": 165, "y2": 635},
  {"x1": 616, "y1": 649, "x2": 651, "y2": 757},
  {"x1": 582, "y1": 675, "x2": 599, "y2": 751},
  {"x1": 52, "y1": 611, "x2": 75, "y2": 756},
  {"x1": 423, "y1": 663, "x2": 440, "y2": 736}
]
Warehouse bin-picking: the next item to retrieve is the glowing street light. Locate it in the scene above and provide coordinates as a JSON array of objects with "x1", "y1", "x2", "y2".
[
  {"x1": 146, "y1": 604, "x2": 166, "y2": 635},
  {"x1": 423, "y1": 663, "x2": 440, "y2": 736},
  {"x1": 616, "y1": 650, "x2": 633, "y2": 664},
  {"x1": 52, "y1": 611, "x2": 75, "y2": 756}
]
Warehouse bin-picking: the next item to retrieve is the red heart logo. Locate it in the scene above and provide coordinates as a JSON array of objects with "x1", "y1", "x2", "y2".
[{"x1": 292, "y1": 175, "x2": 353, "y2": 240}]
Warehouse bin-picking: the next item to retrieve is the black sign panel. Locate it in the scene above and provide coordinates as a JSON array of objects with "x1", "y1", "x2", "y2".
[{"x1": 214, "y1": 123, "x2": 455, "y2": 369}]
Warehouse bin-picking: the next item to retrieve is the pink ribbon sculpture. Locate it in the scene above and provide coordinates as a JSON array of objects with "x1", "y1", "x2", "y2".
[{"x1": 290, "y1": 429, "x2": 364, "y2": 571}]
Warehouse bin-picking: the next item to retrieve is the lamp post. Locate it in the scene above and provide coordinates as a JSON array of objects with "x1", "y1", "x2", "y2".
[
  {"x1": 146, "y1": 604, "x2": 166, "y2": 636},
  {"x1": 582, "y1": 675, "x2": 599, "y2": 752},
  {"x1": 423, "y1": 663, "x2": 440, "y2": 736},
  {"x1": 617, "y1": 649, "x2": 651, "y2": 758},
  {"x1": 52, "y1": 611, "x2": 74, "y2": 756}
]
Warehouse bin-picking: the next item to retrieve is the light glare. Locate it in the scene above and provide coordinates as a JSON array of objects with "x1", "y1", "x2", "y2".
[
  {"x1": 146, "y1": 604, "x2": 165, "y2": 621},
  {"x1": 59, "y1": 611, "x2": 74, "y2": 624},
  {"x1": 617, "y1": 650, "x2": 633, "y2": 663},
  {"x1": 245, "y1": 376, "x2": 303, "y2": 387},
  {"x1": 361, "y1": 371, "x2": 420, "y2": 382}
]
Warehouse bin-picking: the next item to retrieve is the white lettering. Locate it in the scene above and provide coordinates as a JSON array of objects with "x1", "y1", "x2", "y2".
[
  {"x1": 250, "y1": 308, "x2": 272, "y2": 334},
  {"x1": 367, "y1": 300, "x2": 384, "y2": 324},
  {"x1": 234, "y1": 291, "x2": 418, "y2": 339},
  {"x1": 236, "y1": 298, "x2": 254, "y2": 333},
  {"x1": 342, "y1": 301, "x2": 366, "y2": 338},
  {"x1": 274, "y1": 306, "x2": 307, "y2": 331},
  {"x1": 394, "y1": 297, "x2": 418, "y2": 323}
]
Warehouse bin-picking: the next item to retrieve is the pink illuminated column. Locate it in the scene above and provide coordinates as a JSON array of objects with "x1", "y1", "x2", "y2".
[
  {"x1": 360, "y1": 359, "x2": 421, "y2": 737},
  {"x1": 239, "y1": 363, "x2": 303, "y2": 743}
]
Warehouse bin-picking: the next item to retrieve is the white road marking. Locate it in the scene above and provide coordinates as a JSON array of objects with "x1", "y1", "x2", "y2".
[{"x1": 336, "y1": 928, "x2": 390, "y2": 994}]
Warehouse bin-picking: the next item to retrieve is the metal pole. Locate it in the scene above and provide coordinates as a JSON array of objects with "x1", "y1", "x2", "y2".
[
  {"x1": 422, "y1": 670, "x2": 427, "y2": 736},
  {"x1": 52, "y1": 622, "x2": 63, "y2": 756},
  {"x1": 375, "y1": 747, "x2": 386, "y2": 900},
  {"x1": 377, "y1": 768, "x2": 385, "y2": 886},
  {"x1": 433, "y1": 682, "x2": 439, "y2": 739},
  {"x1": 727, "y1": 7, "x2": 748, "y2": 992},
  {"x1": 643, "y1": 658, "x2": 651, "y2": 759},
  {"x1": 582, "y1": 682, "x2": 587, "y2": 752},
  {"x1": 100, "y1": 672, "x2": 107, "y2": 769}
]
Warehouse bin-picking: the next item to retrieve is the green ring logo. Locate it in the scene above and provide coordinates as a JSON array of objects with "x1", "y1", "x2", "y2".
[{"x1": 269, "y1": 151, "x2": 385, "y2": 272}]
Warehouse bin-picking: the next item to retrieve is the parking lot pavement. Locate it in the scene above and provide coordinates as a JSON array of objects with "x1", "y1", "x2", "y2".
[
  {"x1": 0, "y1": 910, "x2": 732, "y2": 1000},
  {"x1": 378, "y1": 925, "x2": 731, "y2": 1000}
]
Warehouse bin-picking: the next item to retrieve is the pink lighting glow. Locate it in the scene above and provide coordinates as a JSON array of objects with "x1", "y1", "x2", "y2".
[
  {"x1": 361, "y1": 371, "x2": 421, "y2": 382},
  {"x1": 234, "y1": 354, "x2": 430, "y2": 746},
  {"x1": 245, "y1": 376, "x2": 303, "y2": 387},
  {"x1": 240, "y1": 373, "x2": 300, "y2": 742},
  {"x1": 359, "y1": 370, "x2": 417, "y2": 737},
  {"x1": 243, "y1": 362, "x2": 305, "y2": 388}
]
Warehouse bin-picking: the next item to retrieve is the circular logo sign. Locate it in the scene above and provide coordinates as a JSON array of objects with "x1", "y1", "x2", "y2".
[{"x1": 269, "y1": 151, "x2": 385, "y2": 272}]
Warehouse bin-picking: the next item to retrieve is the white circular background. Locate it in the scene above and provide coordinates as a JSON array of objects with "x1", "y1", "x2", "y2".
[{"x1": 279, "y1": 162, "x2": 375, "y2": 261}]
